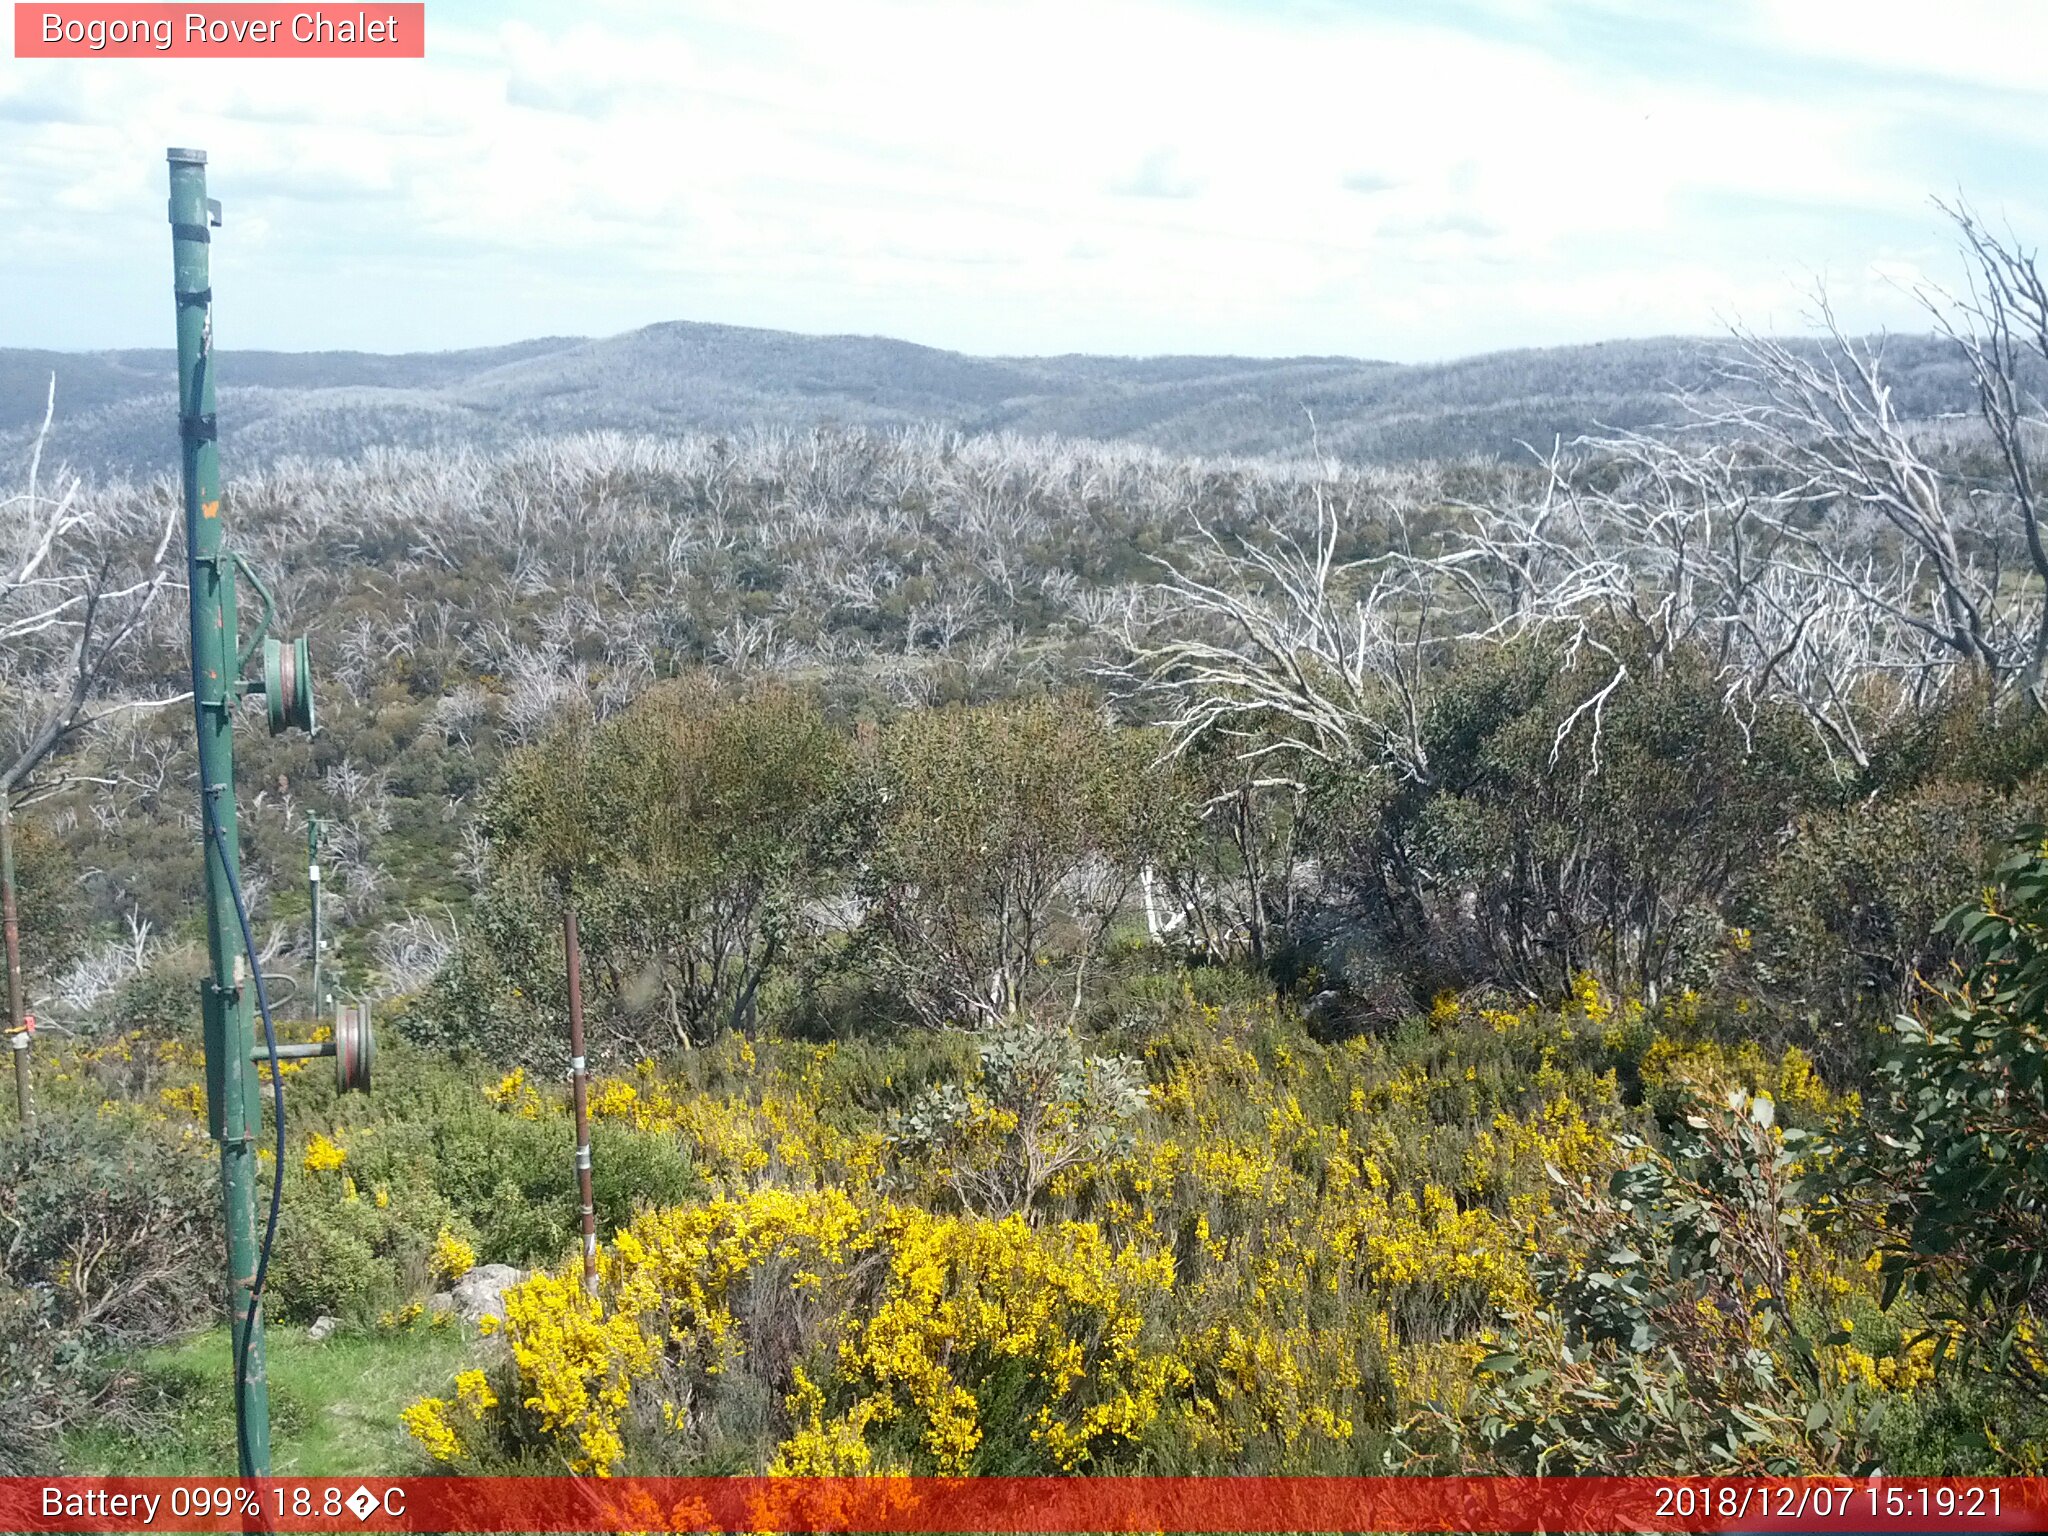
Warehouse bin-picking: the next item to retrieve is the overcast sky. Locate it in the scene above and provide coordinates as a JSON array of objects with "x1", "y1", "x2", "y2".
[{"x1": 4, "y1": 0, "x2": 2045, "y2": 360}]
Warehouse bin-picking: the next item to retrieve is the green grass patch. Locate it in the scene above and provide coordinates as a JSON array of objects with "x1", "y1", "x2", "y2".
[{"x1": 65, "y1": 1322, "x2": 477, "y2": 1476}]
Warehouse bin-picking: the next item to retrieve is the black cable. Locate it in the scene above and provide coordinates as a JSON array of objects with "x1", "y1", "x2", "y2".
[{"x1": 203, "y1": 783, "x2": 286, "y2": 1481}]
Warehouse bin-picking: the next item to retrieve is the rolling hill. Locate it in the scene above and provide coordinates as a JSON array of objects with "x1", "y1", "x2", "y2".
[{"x1": 0, "y1": 320, "x2": 1981, "y2": 479}]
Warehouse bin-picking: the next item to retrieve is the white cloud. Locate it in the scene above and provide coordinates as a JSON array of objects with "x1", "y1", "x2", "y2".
[
  {"x1": 0, "y1": 0, "x2": 2039, "y2": 357},
  {"x1": 1747, "y1": 0, "x2": 2048, "y2": 98},
  {"x1": 1112, "y1": 148, "x2": 1205, "y2": 200}
]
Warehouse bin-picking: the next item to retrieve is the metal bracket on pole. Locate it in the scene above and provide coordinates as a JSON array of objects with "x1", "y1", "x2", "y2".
[
  {"x1": 231, "y1": 549, "x2": 275, "y2": 675},
  {"x1": 245, "y1": 1001, "x2": 373, "y2": 1093}
]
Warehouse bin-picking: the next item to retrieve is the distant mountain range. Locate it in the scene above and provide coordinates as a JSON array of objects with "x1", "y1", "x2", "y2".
[{"x1": 0, "y1": 320, "x2": 1983, "y2": 478}]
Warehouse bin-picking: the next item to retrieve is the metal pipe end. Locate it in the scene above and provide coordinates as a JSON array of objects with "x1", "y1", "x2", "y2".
[{"x1": 167, "y1": 147, "x2": 209, "y2": 165}]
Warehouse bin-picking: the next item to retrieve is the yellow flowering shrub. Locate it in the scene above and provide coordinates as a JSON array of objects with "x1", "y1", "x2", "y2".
[
  {"x1": 420, "y1": 1188, "x2": 1183, "y2": 1476},
  {"x1": 484, "y1": 1067, "x2": 546, "y2": 1119},
  {"x1": 1822, "y1": 1335, "x2": 1937, "y2": 1395},
  {"x1": 454, "y1": 1368, "x2": 499, "y2": 1416},
  {"x1": 432, "y1": 1227, "x2": 478, "y2": 1284},
  {"x1": 1639, "y1": 1035, "x2": 1850, "y2": 1121},
  {"x1": 770, "y1": 1368, "x2": 898, "y2": 1475},
  {"x1": 157, "y1": 1083, "x2": 206, "y2": 1119},
  {"x1": 404, "y1": 978, "x2": 1928, "y2": 1477},
  {"x1": 476, "y1": 1041, "x2": 890, "y2": 1200},
  {"x1": 400, "y1": 1396, "x2": 462, "y2": 1462}
]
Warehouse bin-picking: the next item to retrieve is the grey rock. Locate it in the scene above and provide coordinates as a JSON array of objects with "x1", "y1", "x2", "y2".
[
  {"x1": 306, "y1": 1314, "x2": 340, "y2": 1343},
  {"x1": 451, "y1": 1263, "x2": 525, "y2": 1325}
]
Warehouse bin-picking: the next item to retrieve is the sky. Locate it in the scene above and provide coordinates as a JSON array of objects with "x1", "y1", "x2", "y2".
[{"x1": 3, "y1": 0, "x2": 2046, "y2": 361}]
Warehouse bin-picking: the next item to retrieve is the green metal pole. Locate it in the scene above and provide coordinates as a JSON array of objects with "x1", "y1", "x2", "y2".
[{"x1": 169, "y1": 146, "x2": 270, "y2": 1477}]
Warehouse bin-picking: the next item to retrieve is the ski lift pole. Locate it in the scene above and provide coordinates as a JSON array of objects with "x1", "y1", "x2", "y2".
[
  {"x1": 169, "y1": 146, "x2": 271, "y2": 1477},
  {"x1": 168, "y1": 149, "x2": 331, "y2": 1479}
]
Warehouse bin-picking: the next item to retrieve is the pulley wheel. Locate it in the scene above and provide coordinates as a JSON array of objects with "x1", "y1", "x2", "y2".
[
  {"x1": 334, "y1": 1002, "x2": 373, "y2": 1094},
  {"x1": 263, "y1": 635, "x2": 316, "y2": 735}
]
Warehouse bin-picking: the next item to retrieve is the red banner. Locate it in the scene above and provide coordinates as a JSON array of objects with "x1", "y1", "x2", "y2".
[
  {"x1": 5, "y1": 1477, "x2": 2048, "y2": 1533},
  {"x1": 13, "y1": 5, "x2": 425, "y2": 58}
]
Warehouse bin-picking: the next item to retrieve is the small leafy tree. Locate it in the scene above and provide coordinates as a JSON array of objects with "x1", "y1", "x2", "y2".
[
  {"x1": 861, "y1": 694, "x2": 1167, "y2": 1029},
  {"x1": 1145, "y1": 736, "x2": 1307, "y2": 965},
  {"x1": 1403, "y1": 636, "x2": 1823, "y2": 1002},
  {"x1": 479, "y1": 713, "x2": 606, "y2": 893},
  {"x1": 1851, "y1": 829, "x2": 2048, "y2": 1403},
  {"x1": 468, "y1": 680, "x2": 860, "y2": 1053},
  {"x1": 6, "y1": 815, "x2": 85, "y2": 989},
  {"x1": 1755, "y1": 768, "x2": 2045, "y2": 1068},
  {"x1": 588, "y1": 679, "x2": 863, "y2": 1043}
]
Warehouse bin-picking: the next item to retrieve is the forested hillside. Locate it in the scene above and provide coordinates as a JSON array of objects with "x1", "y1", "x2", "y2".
[
  {"x1": 9, "y1": 235, "x2": 2048, "y2": 1481},
  {"x1": 0, "y1": 323, "x2": 1987, "y2": 478}
]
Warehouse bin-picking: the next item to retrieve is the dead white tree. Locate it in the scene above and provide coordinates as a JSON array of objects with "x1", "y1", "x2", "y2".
[
  {"x1": 373, "y1": 908, "x2": 460, "y2": 996},
  {"x1": 1118, "y1": 220, "x2": 2048, "y2": 792},
  {"x1": 1, "y1": 379, "x2": 182, "y2": 1030},
  {"x1": 1114, "y1": 483, "x2": 1435, "y2": 784},
  {"x1": 2, "y1": 378, "x2": 183, "y2": 804},
  {"x1": 1711, "y1": 308, "x2": 2018, "y2": 698},
  {"x1": 1919, "y1": 198, "x2": 2048, "y2": 706},
  {"x1": 1428, "y1": 430, "x2": 1922, "y2": 773}
]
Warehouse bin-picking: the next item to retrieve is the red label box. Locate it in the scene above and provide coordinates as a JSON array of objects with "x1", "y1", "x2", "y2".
[
  {"x1": 14, "y1": 4, "x2": 425, "y2": 57},
  {"x1": 6, "y1": 1476, "x2": 2048, "y2": 1533}
]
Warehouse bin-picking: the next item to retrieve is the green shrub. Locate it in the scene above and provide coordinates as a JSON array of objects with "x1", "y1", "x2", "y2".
[
  {"x1": 473, "y1": 681, "x2": 865, "y2": 1054},
  {"x1": 399, "y1": 874, "x2": 558, "y2": 1066},
  {"x1": 0, "y1": 1113, "x2": 216, "y2": 1471},
  {"x1": 101, "y1": 954, "x2": 208, "y2": 1040},
  {"x1": 1848, "y1": 828, "x2": 2048, "y2": 1407},
  {"x1": 1755, "y1": 775, "x2": 2048, "y2": 1072},
  {"x1": 1401, "y1": 636, "x2": 1826, "y2": 1003},
  {"x1": 8, "y1": 813, "x2": 86, "y2": 986},
  {"x1": 267, "y1": 1182, "x2": 423, "y2": 1323},
  {"x1": 272, "y1": 1044, "x2": 699, "y2": 1285},
  {"x1": 1458, "y1": 1089, "x2": 1857, "y2": 1474},
  {"x1": 890, "y1": 1021, "x2": 1148, "y2": 1218},
  {"x1": 860, "y1": 693, "x2": 1169, "y2": 1028}
]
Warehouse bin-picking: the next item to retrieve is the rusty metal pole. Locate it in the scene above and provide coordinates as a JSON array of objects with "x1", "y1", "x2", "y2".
[
  {"x1": 2, "y1": 797, "x2": 33, "y2": 1132},
  {"x1": 1, "y1": 794, "x2": 26, "y2": 1039},
  {"x1": 563, "y1": 899, "x2": 598, "y2": 1295},
  {"x1": 9, "y1": 1026, "x2": 31, "y2": 1131}
]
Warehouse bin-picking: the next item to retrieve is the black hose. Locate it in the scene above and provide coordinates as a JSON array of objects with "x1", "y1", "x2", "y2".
[{"x1": 203, "y1": 783, "x2": 286, "y2": 1480}]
